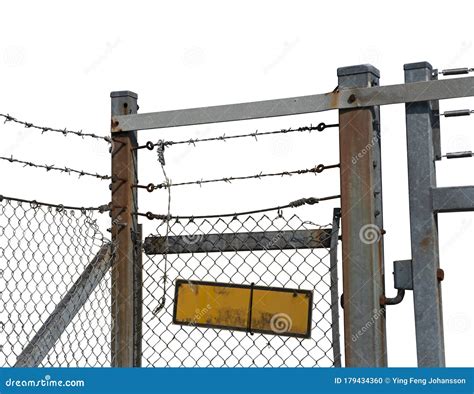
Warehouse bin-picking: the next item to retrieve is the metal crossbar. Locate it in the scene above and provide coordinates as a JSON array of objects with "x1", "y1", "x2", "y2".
[{"x1": 111, "y1": 77, "x2": 474, "y2": 132}]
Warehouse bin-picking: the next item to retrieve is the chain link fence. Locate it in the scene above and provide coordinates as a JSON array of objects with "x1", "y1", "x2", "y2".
[
  {"x1": 0, "y1": 197, "x2": 112, "y2": 367},
  {"x1": 142, "y1": 209, "x2": 341, "y2": 367}
]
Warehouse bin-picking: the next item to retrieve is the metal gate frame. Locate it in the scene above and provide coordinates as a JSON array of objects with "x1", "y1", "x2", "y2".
[{"x1": 106, "y1": 61, "x2": 474, "y2": 368}]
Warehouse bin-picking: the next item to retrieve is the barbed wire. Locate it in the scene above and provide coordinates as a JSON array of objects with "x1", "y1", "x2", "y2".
[
  {"x1": 0, "y1": 195, "x2": 111, "y2": 212},
  {"x1": 134, "y1": 123, "x2": 338, "y2": 151},
  {"x1": 133, "y1": 163, "x2": 340, "y2": 192},
  {"x1": 0, "y1": 155, "x2": 111, "y2": 180},
  {"x1": 134, "y1": 195, "x2": 340, "y2": 221},
  {"x1": 0, "y1": 113, "x2": 111, "y2": 143},
  {"x1": 439, "y1": 67, "x2": 474, "y2": 76},
  {"x1": 440, "y1": 109, "x2": 474, "y2": 117}
]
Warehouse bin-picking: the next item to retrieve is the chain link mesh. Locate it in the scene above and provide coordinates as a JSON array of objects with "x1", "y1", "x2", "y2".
[
  {"x1": 142, "y1": 210, "x2": 340, "y2": 367},
  {"x1": 0, "y1": 197, "x2": 112, "y2": 367}
]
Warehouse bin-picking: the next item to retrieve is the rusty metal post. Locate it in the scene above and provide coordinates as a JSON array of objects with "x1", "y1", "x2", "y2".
[
  {"x1": 337, "y1": 65, "x2": 387, "y2": 367},
  {"x1": 110, "y1": 90, "x2": 140, "y2": 367},
  {"x1": 404, "y1": 62, "x2": 445, "y2": 367}
]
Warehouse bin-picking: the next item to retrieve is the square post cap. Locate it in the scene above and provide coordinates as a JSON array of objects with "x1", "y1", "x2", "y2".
[
  {"x1": 110, "y1": 91, "x2": 138, "y2": 99},
  {"x1": 337, "y1": 64, "x2": 380, "y2": 78},
  {"x1": 403, "y1": 62, "x2": 433, "y2": 71}
]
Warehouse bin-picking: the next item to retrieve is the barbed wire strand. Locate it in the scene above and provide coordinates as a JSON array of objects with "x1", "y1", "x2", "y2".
[
  {"x1": 0, "y1": 195, "x2": 111, "y2": 213},
  {"x1": 135, "y1": 195, "x2": 340, "y2": 222},
  {"x1": 0, "y1": 155, "x2": 111, "y2": 180},
  {"x1": 134, "y1": 123, "x2": 339, "y2": 151},
  {"x1": 0, "y1": 113, "x2": 111, "y2": 143},
  {"x1": 134, "y1": 163, "x2": 339, "y2": 192}
]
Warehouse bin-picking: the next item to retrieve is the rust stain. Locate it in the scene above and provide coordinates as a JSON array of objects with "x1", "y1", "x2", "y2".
[
  {"x1": 251, "y1": 312, "x2": 273, "y2": 330},
  {"x1": 216, "y1": 308, "x2": 247, "y2": 326},
  {"x1": 111, "y1": 118, "x2": 122, "y2": 132},
  {"x1": 327, "y1": 89, "x2": 340, "y2": 109},
  {"x1": 420, "y1": 236, "x2": 432, "y2": 250},
  {"x1": 214, "y1": 287, "x2": 230, "y2": 295}
]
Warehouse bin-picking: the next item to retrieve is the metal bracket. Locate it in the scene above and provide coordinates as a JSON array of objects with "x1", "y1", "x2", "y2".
[
  {"x1": 380, "y1": 260, "x2": 413, "y2": 306},
  {"x1": 394, "y1": 259, "x2": 413, "y2": 290}
]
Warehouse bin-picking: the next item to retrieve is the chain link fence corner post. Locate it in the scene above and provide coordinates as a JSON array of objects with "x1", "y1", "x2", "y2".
[
  {"x1": 337, "y1": 64, "x2": 387, "y2": 367},
  {"x1": 110, "y1": 90, "x2": 141, "y2": 367}
]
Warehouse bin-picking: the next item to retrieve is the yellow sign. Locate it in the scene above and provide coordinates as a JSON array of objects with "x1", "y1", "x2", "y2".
[{"x1": 173, "y1": 280, "x2": 313, "y2": 338}]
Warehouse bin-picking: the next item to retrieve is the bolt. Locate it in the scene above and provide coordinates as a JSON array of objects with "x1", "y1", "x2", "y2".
[
  {"x1": 437, "y1": 268, "x2": 444, "y2": 282},
  {"x1": 347, "y1": 94, "x2": 356, "y2": 104}
]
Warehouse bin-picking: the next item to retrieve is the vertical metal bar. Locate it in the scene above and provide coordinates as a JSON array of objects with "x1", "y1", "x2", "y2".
[
  {"x1": 111, "y1": 90, "x2": 139, "y2": 367},
  {"x1": 431, "y1": 70, "x2": 442, "y2": 161},
  {"x1": 133, "y1": 223, "x2": 143, "y2": 367},
  {"x1": 404, "y1": 62, "x2": 445, "y2": 367},
  {"x1": 338, "y1": 64, "x2": 387, "y2": 367},
  {"x1": 329, "y1": 208, "x2": 341, "y2": 367}
]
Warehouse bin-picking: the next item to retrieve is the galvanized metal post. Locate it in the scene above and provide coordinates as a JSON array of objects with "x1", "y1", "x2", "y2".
[
  {"x1": 404, "y1": 62, "x2": 445, "y2": 367},
  {"x1": 110, "y1": 90, "x2": 140, "y2": 367},
  {"x1": 337, "y1": 65, "x2": 387, "y2": 367}
]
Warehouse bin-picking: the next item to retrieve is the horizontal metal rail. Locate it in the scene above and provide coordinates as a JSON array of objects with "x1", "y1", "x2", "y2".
[
  {"x1": 14, "y1": 244, "x2": 113, "y2": 367},
  {"x1": 112, "y1": 76, "x2": 474, "y2": 132},
  {"x1": 431, "y1": 186, "x2": 474, "y2": 213},
  {"x1": 144, "y1": 229, "x2": 332, "y2": 255}
]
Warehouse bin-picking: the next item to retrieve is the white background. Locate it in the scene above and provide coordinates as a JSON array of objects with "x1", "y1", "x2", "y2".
[{"x1": 0, "y1": 0, "x2": 472, "y2": 366}]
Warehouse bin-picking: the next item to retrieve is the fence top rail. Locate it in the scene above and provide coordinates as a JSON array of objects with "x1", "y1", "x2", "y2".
[{"x1": 111, "y1": 76, "x2": 474, "y2": 132}]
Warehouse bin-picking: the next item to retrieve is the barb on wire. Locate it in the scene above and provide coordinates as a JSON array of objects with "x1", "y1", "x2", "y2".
[
  {"x1": 0, "y1": 113, "x2": 111, "y2": 143},
  {"x1": 134, "y1": 123, "x2": 339, "y2": 151},
  {"x1": 0, "y1": 155, "x2": 111, "y2": 180},
  {"x1": 439, "y1": 67, "x2": 474, "y2": 76},
  {"x1": 440, "y1": 109, "x2": 474, "y2": 117},
  {"x1": 134, "y1": 195, "x2": 340, "y2": 222},
  {"x1": 133, "y1": 163, "x2": 340, "y2": 192},
  {"x1": 0, "y1": 195, "x2": 111, "y2": 212},
  {"x1": 444, "y1": 151, "x2": 473, "y2": 159}
]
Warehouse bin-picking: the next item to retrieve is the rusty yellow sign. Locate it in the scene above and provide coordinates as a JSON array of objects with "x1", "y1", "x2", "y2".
[{"x1": 173, "y1": 280, "x2": 313, "y2": 338}]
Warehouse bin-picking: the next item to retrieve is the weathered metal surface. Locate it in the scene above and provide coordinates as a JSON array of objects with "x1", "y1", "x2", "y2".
[
  {"x1": 14, "y1": 244, "x2": 112, "y2": 367},
  {"x1": 338, "y1": 64, "x2": 387, "y2": 367},
  {"x1": 144, "y1": 229, "x2": 332, "y2": 255},
  {"x1": 111, "y1": 76, "x2": 474, "y2": 132},
  {"x1": 133, "y1": 223, "x2": 143, "y2": 367},
  {"x1": 431, "y1": 186, "x2": 474, "y2": 213},
  {"x1": 393, "y1": 260, "x2": 413, "y2": 290},
  {"x1": 329, "y1": 208, "x2": 342, "y2": 367},
  {"x1": 404, "y1": 62, "x2": 445, "y2": 367},
  {"x1": 173, "y1": 280, "x2": 313, "y2": 338},
  {"x1": 111, "y1": 90, "x2": 140, "y2": 367}
]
